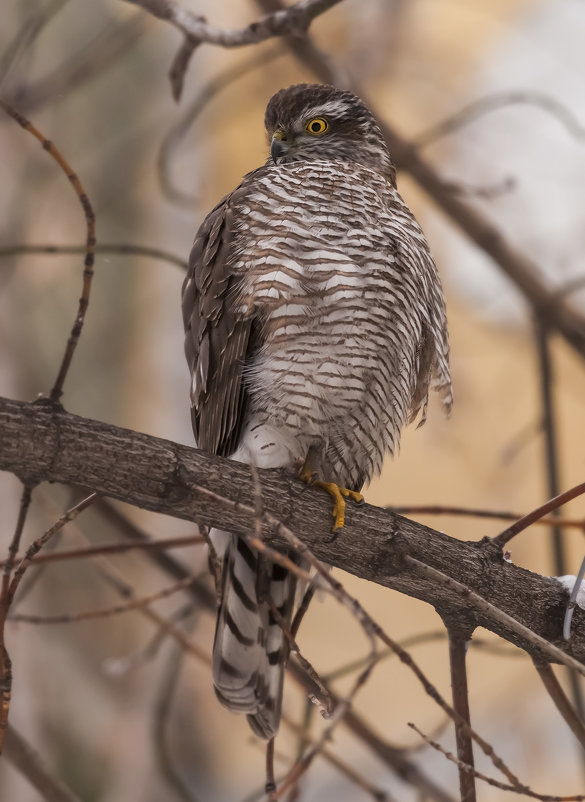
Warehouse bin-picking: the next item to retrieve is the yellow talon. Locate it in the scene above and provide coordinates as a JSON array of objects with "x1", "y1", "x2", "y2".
[
  {"x1": 302, "y1": 477, "x2": 364, "y2": 531},
  {"x1": 299, "y1": 451, "x2": 363, "y2": 531}
]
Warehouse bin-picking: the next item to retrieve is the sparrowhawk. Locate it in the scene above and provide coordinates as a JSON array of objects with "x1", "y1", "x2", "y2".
[{"x1": 182, "y1": 83, "x2": 452, "y2": 739}]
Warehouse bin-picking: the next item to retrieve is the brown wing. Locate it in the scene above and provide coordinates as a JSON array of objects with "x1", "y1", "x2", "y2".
[{"x1": 182, "y1": 188, "x2": 257, "y2": 457}]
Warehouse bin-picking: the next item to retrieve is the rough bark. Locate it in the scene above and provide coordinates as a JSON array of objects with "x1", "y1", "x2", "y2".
[{"x1": 0, "y1": 395, "x2": 582, "y2": 664}]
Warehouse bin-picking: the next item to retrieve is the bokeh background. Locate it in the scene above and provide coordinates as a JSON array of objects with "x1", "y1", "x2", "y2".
[{"x1": 1, "y1": 0, "x2": 585, "y2": 799}]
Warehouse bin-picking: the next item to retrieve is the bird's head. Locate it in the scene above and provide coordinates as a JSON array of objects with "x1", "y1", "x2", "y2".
[{"x1": 264, "y1": 83, "x2": 396, "y2": 185}]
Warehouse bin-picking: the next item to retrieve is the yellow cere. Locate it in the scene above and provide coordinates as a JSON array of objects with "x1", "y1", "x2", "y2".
[{"x1": 305, "y1": 117, "x2": 328, "y2": 135}]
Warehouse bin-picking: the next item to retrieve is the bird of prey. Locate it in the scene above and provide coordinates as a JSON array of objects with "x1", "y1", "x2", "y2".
[{"x1": 182, "y1": 83, "x2": 452, "y2": 739}]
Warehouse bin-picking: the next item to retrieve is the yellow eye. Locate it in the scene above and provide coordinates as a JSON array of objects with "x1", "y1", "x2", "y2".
[{"x1": 305, "y1": 117, "x2": 328, "y2": 135}]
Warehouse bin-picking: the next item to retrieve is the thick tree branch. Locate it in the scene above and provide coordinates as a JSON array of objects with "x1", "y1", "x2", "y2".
[{"x1": 0, "y1": 395, "x2": 583, "y2": 665}]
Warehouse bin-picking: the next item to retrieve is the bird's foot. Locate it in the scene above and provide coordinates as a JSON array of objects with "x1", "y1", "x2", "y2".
[{"x1": 300, "y1": 467, "x2": 363, "y2": 531}]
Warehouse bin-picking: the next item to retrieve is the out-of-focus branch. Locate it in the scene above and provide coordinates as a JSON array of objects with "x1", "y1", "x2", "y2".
[
  {"x1": 123, "y1": 0, "x2": 345, "y2": 98},
  {"x1": 4, "y1": 725, "x2": 82, "y2": 802},
  {"x1": 0, "y1": 100, "x2": 96, "y2": 404},
  {"x1": 122, "y1": 0, "x2": 343, "y2": 47},
  {"x1": 1, "y1": 395, "x2": 584, "y2": 667},
  {"x1": 389, "y1": 503, "x2": 585, "y2": 531},
  {"x1": 533, "y1": 660, "x2": 585, "y2": 751},
  {"x1": 0, "y1": 242, "x2": 187, "y2": 271},
  {"x1": 414, "y1": 90, "x2": 585, "y2": 147}
]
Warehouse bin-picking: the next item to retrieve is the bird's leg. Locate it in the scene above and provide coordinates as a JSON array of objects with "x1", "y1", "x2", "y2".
[{"x1": 300, "y1": 449, "x2": 364, "y2": 531}]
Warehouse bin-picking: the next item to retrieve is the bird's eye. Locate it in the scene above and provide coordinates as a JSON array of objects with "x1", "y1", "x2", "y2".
[{"x1": 305, "y1": 117, "x2": 328, "y2": 135}]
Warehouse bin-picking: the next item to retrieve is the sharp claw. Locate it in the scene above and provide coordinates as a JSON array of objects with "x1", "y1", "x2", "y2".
[{"x1": 299, "y1": 460, "x2": 362, "y2": 532}]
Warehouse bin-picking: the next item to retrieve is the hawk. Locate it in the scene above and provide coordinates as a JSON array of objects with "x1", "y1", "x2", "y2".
[{"x1": 182, "y1": 83, "x2": 452, "y2": 739}]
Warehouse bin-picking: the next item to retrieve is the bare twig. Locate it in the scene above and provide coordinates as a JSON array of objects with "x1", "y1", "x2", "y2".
[
  {"x1": 533, "y1": 660, "x2": 585, "y2": 751},
  {"x1": 123, "y1": 0, "x2": 345, "y2": 99},
  {"x1": 8, "y1": 16, "x2": 145, "y2": 112},
  {"x1": 0, "y1": 100, "x2": 96, "y2": 403},
  {"x1": 0, "y1": 492, "x2": 97, "y2": 751},
  {"x1": 536, "y1": 321, "x2": 585, "y2": 735},
  {"x1": 409, "y1": 722, "x2": 585, "y2": 801},
  {"x1": 158, "y1": 47, "x2": 283, "y2": 201},
  {"x1": 266, "y1": 738, "x2": 277, "y2": 800},
  {"x1": 535, "y1": 323, "x2": 567, "y2": 573},
  {"x1": 10, "y1": 575, "x2": 197, "y2": 625},
  {"x1": 282, "y1": 713, "x2": 395, "y2": 801},
  {"x1": 0, "y1": 242, "x2": 187, "y2": 270},
  {"x1": 388, "y1": 504, "x2": 585, "y2": 532},
  {"x1": 0, "y1": 0, "x2": 70, "y2": 88},
  {"x1": 414, "y1": 90, "x2": 585, "y2": 148},
  {"x1": 492, "y1": 482, "x2": 585, "y2": 549},
  {"x1": 446, "y1": 626, "x2": 476, "y2": 802},
  {"x1": 268, "y1": 600, "x2": 333, "y2": 717},
  {"x1": 4, "y1": 725, "x2": 82, "y2": 802},
  {"x1": 0, "y1": 531, "x2": 205, "y2": 568},
  {"x1": 273, "y1": 653, "x2": 380, "y2": 799},
  {"x1": 153, "y1": 641, "x2": 200, "y2": 802}
]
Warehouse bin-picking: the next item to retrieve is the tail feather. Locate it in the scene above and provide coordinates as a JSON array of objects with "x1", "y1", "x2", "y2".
[{"x1": 213, "y1": 535, "x2": 297, "y2": 739}]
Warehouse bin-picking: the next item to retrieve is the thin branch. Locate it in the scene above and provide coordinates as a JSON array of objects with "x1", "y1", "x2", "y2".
[
  {"x1": 7, "y1": 16, "x2": 145, "y2": 112},
  {"x1": 409, "y1": 722, "x2": 585, "y2": 801},
  {"x1": 124, "y1": 0, "x2": 344, "y2": 99},
  {"x1": 4, "y1": 725, "x2": 82, "y2": 802},
  {"x1": 535, "y1": 323, "x2": 567, "y2": 573},
  {"x1": 1, "y1": 483, "x2": 34, "y2": 596},
  {"x1": 414, "y1": 90, "x2": 585, "y2": 148},
  {"x1": 446, "y1": 626, "x2": 476, "y2": 802},
  {"x1": 153, "y1": 641, "x2": 200, "y2": 802},
  {"x1": 158, "y1": 47, "x2": 283, "y2": 202},
  {"x1": 533, "y1": 660, "x2": 585, "y2": 751},
  {"x1": 493, "y1": 482, "x2": 585, "y2": 548},
  {"x1": 10, "y1": 575, "x2": 197, "y2": 625},
  {"x1": 0, "y1": 242, "x2": 187, "y2": 270},
  {"x1": 0, "y1": 532, "x2": 205, "y2": 568},
  {"x1": 535, "y1": 321, "x2": 585, "y2": 735},
  {"x1": 388, "y1": 504, "x2": 585, "y2": 532},
  {"x1": 7, "y1": 494, "x2": 99, "y2": 606},
  {"x1": 273, "y1": 653, "x2": 381, "y2": 800},
  {"x1": 0, "y1": 492, "x2": 97, "y2": 752},
  {"x1": 282, "y1": 712, "x2": 396, "y2": 801},
  {"x1": 0, "y1": 101, "x2": 96, "y2": 403}
]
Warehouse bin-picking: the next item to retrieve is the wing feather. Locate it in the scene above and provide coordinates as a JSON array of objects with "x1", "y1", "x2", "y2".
[{"x1": 182, "y1": 189, "x2": 258, "y2": 456}]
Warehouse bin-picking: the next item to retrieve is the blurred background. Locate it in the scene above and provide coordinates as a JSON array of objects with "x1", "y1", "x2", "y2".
[{"x1": 1, "y1": 0, "x2": 585, "y2": 799}]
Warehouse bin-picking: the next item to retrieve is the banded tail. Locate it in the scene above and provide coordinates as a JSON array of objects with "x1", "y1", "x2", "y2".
[{"x1": 213, "y1": 535, "x2": 297, "y2": 739}]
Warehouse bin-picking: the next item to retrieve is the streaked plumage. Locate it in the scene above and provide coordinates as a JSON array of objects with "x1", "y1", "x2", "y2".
[{"x1": 182, "y1": 83, "x2": 452, "y2": 739}]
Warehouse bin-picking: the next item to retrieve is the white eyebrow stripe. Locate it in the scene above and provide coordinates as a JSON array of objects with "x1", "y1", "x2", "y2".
[{"x1": 305, "y1": 100, "x2": 353, "y2": 118}]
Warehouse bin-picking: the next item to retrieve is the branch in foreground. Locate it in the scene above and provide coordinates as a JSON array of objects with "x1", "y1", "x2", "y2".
[{"x1": 1, "y1": 395, "x2": 583, "y2": 665}]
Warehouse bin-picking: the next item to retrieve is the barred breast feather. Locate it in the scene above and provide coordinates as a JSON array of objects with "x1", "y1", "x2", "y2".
[{"x1": 231, "y1": 160, "x2": 451, "y2": 489}]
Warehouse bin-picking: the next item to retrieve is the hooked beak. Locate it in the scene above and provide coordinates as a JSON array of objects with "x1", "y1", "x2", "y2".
[{"x1": 270, "y1": 134, "x2": 288, "y2": 163}]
